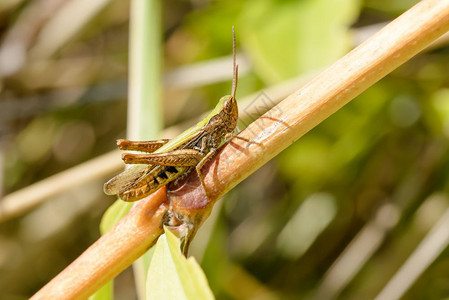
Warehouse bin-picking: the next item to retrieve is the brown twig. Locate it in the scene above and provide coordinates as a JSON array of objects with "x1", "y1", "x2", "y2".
[{"x1": 31, "y1": 0, "x2": 449, "y2": 298}]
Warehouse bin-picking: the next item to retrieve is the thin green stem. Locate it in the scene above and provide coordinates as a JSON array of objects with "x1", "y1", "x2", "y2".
[
  {"x1": 92, "y1": 0, "x2": 162, "y2": 299},
  {"x1": 127, "y1": 0, "x2": 162, "y2": 140},
  {"x1": 127, "y1": 0, "x2": 163, "y2": 298}
]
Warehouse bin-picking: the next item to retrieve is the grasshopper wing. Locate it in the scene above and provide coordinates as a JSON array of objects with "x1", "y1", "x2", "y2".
[{"x1": 103, "y1": 164, "x2": 154, "y2": 195}]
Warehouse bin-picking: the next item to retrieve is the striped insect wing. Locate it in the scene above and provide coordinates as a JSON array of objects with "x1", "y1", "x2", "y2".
[{"x1": 103, "y1": 164, "x2": 154, "y2": 195}]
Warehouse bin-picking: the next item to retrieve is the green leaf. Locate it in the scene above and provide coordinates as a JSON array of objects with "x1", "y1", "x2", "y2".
[
  {"x1": 240, "y1": 0, "x2": 361, "y2": 83},
  {"x1": 88, "y1": 281, "x2": 113, "y2": 300},
  {"x1": 146, "y1": 227, "x2": 214, "y2": 300}
]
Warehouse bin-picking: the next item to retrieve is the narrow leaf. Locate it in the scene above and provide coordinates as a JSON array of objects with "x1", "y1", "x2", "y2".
[{"x1": 146, "y1": 228, "x2": 214, "y2": 300}]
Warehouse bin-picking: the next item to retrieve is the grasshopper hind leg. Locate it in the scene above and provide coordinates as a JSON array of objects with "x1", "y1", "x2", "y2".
[{"x1": 117, "y1": 139, "x2": 169, "y2": 152}]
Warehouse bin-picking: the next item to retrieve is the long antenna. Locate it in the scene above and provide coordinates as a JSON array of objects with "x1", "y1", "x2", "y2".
[{"x1": 231, "y1": 26, "x2": 238, "y2": 98}]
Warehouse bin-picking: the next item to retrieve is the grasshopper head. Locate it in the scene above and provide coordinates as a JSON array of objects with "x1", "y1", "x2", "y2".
[
  {"x1": 218, "y1": 94, "x2": 236, "y2": 112},
  {"x1": 217, "y1": 94, "x2": 238, "y2": 132}
]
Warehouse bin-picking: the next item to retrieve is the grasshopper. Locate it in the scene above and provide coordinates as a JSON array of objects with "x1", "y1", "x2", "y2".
[{"x1": 104, "y1": 28, "x2": 240, "y2": 204}]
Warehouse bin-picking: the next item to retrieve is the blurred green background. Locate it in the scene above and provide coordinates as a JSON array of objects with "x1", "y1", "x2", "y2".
[{"x1": 1, "y1": 0, "x2": 449, "y2": 299}]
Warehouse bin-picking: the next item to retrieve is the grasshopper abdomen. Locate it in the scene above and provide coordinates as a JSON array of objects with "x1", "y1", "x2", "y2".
[{"x1": 119, "y1": 165, "x2": 190, "y2": 202}]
